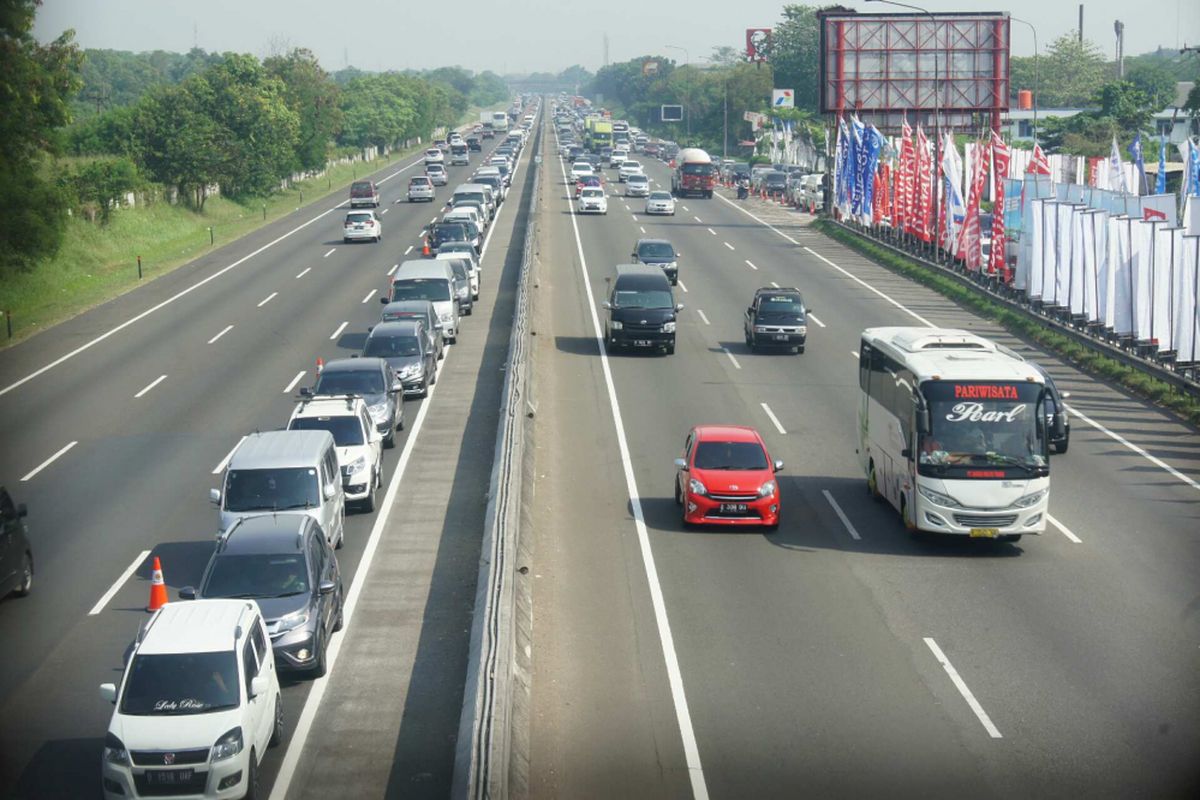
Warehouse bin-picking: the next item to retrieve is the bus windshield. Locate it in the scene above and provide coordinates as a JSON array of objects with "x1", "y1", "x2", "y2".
[{"x1": 919, "y1": 381, "x2": 1046, "y2": 473}]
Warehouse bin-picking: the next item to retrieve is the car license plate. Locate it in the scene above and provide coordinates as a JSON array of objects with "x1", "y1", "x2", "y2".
[
  {"x1": 633, "y1": 339, "x2": 653, "y2": 347},
  {"x1": 774, "y1": 334, "x2": 790, "y2": 341},
  {"x1": 720, "y1": 503, "x2": 748, "y2": 513},
  {"x1": 147, "y1": 769, "x2": 193, "y2": 784},
  {"x1": 969, "y1": 528, "x2": 999, "y2": 538}
]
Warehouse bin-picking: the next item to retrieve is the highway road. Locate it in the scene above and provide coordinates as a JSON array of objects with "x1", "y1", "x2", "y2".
[
  {"x1": 0, "y1": 111, "x2": 539, "y2": 800},
  {"x1": 528, "y1": 116, "x2": 1200, "y2": 798}
]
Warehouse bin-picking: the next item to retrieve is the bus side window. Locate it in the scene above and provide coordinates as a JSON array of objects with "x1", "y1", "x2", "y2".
[{"x1": 859, "y1": 343, "x2": 871, "y2": 391}]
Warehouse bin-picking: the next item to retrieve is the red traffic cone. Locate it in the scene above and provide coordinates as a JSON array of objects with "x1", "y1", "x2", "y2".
[
  {"x1": 146, "y1": 556, "x2": 168, "y2": 612},
  {"x1": 316, "y1": 357, "x2": 324, "y2": 373}
]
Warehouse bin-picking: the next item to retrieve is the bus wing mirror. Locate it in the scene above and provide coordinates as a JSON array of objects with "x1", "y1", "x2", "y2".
[
  {"x1": 1052, "y1": 414, "x2": 1066, "y2": 439},
  {"x1": 916, "y1": 409, "x2": 931, "y2": 436}
]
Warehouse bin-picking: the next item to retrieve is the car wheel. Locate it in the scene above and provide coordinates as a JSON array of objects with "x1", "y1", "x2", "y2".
[
  {"x1": 419, "y1": 378, "x2": 429, "y2": 398},
  {"x1": 333, "y1": 592, "x2": 345, "y2": 632},
  {"x1": 311, "y1": 631, "x2": 328, "y2": 678},
  {"x1": 362, "y1": 478, "x2": 377, "y2": 513},
  {"x1": 1054, "y1": 439, "x2": 1069, "y2": 454},
  {"x1": 245, "y1": 753, "x2": 260, "y2": 800},
  {"x1": 429, "y1": 365, "x2": 437, "y2": 386},
  {"x1": 269, "y1": 698, "x2": 283, "y2": 748},
  {"x1": 384, "y1": 425, "x2": 396, "y2": 448},
  {"x1": 674, "y1": 478, "x2": 683, "y2": 505},
  {"x1": 671, "y1": 277, "x2": 678, "y2": 286},
  {"x1": 13, "y1": 552, "x2": 32, "y2": 597},
  {"x1": 343, "y1": 238, "x2": 350, "y2": 244},
  {"x1": 335, "y1": 524, "x2": 344, "y2": 550}
]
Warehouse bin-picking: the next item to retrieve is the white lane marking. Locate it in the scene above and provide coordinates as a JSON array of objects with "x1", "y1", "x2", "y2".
[
  {"x1": 808, "y1": 313, "x2": 826, "y2": 328},
  {"x1": 387, "y1": 263, "x2": 399, "y2": 276},
  {"x1": 1048, "y1": 513, "x2": 1082, "y2": 544},
  {"x1": 134, "y1": 374, "x2": 167, "y2": 399},
  {"x1": 404, "y1": 245, "x2": 414, "y2": 256},
  {"x1": 257, "y1": 292, "x2": 278, "y2": 308},
  {"x1": 707, "y1": 228, "x2": 717, "y2": 236},
  {"x1": 207, "y1": 324, "x2": 234, "y2": 344},
  {"x1": 88, "y1": 549, "x2": 151, "y2": 616},
  {"x1": 323, "y1": 248, "x2": 336, "y2": 258},
  {"x1": 723, "y1": 241, "x2": 734, "y2": 250},
  {"x1": 640, "y1": 226, "x2": 647, "y2": 233},
  {"x1": 554, "y1": 151, "x2": 710, "y2": 800},
  {"x1": 329, "y1": 321, "x2": 348, "y2": 340},
  {"x1": 270, "y1": 345, "x2": 453, "y2": 799},
  {"x1": 631, "y1": 215, "x2": 639, "y2": 222},
  {"x1": 212, "y1": 436, "x2": 247, "y2": 475},
  {"x1": 295, "y1": 267, "x2": 311, "y2": 279},
  {"x1": 745, "y1": 260, "x2": 758, "y2": 271},
  {"x1": 361, "y1": 289, "x2": 377, "y2": 304},
  {"x1": 770, "y1": 281, "x2": 780, "y2": 288},
  {"x1": 697, "y1": 309, "x2": 711, "y2": 326},
  {"x1": 21, "y1": 441, "x2": 78, "y2": 482},
  {"x1": 380, "y1": 208, "x2": 388, "y2": 215},
  {"x1": 682, "y1": 205, "x2": 690, "y2": 211},
  {"x1": 722, "y1": 347, "x2": 741, "y2": 370},
  {"x1": 1065, "y1": 405, "x2": 1200, "y2": 493},
  {"x1": 429, "y1": 217, "x2": 438, "y2": 224},
  {"x1": 694, "y1": 215, "x2": 703, "y2": 223},
  {"x1": 677, "y1": 280, "x2": 688, "y2": 293},
  {"x1": 923, "y1": 638, "x2": 1003, "y2": 739},
  {"x1": 282, "y1": 370, "x2": 306, "y2": 394},
  {"x1": 761, "y1": 403, "x2": 787, "y2": 435},
  {"x1": 822, "y1": 490, "x2": 861, "y2": 540}
]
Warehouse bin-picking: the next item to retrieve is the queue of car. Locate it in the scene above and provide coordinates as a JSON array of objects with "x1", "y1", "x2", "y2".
[{"x1": 95, "y1": 98, "x2": 539, "y2": 800}]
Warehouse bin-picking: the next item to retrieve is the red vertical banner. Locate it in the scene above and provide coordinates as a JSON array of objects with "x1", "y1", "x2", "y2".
[
  {"x1": 961, "y1": 139, "x2": 990, "y2": 272},
  {"x1": 989, "y1": 131, "x2": 1010, "y2": 280},
  {"x1": 896, "y1": 119, "x2": 914, "y2": 233},
  {"x1": 1027, "y1": 143, "x2": 1050, "y2": 176},
  {"x1": 915, "y1": 126, "x2": 932, "y2": 243}
]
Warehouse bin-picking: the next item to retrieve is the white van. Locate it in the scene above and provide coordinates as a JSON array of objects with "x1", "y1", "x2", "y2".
[
  {"x1": 210, "y1": 430, "x2": 346, "y2": 549},
  {"x1": 389, "y1": 259, "x2": 460, "y2": 343},
  {"x1": 443, "y1": 206, "x2": 483, "y2": 233},
  {"x1": 451, "y1": 183, "x2": 496, "y2": 217}
]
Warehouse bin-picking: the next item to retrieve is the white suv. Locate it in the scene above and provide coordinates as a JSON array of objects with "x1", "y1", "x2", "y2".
[
  {"x1": 287, "y1": 396, "x2": 384, "y2": 513},
  {"x1": 100, "y1": 599, "x2": 282, "y2": 800}
]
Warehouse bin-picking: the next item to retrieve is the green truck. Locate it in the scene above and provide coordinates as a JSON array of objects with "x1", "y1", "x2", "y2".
[{"x1": 584, "y1": 118, "x2": 614, "y2": 153}]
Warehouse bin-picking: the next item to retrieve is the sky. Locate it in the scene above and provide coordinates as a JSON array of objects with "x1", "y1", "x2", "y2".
[{"x1": 33, "y1": 0, "x2": 1200, "y2": 75}]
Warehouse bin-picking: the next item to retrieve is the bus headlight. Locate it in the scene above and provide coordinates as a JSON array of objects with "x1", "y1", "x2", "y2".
[
  {"x1": 917, "y1": 486, "x2": 961, "y2": 508},
  {"x1": 1013, "y1": 488, "x2": 1048, "y2": 508}
]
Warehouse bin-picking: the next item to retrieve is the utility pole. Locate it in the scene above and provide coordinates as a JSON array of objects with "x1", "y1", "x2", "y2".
[
  {"x1": 1078, "y1": 5, "x2": 1084, "y2": 44},
  {"x1": 1114, "y1": 20, "x2": 1125, "y2": 79},
  {"x1": 723, "y1": 77, "x2": 729, "y2": 160},
  {"x1": 603, "y1": 33, "x2": 609, "y2": 67}
]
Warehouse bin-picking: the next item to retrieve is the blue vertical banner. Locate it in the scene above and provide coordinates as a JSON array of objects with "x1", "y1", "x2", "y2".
[
  {"x1": 1156, "y1": 135, "x2": 1167, "y2": 195},
  {"x1": 1127, "y1": 133, "x2": 1145, "y2": 195},
  {"x1": 835, "y1": 117, "x2": 851, "y2": 209},
  {"x1": 850, "y1": 116, "x2": 866, "y2": 216},
  {"x1": 859, "y1": 126, "x2": 883, "y2": 222},
  {"x1": 1191, "y1": 138, "x2": 1200, "y2": 195}
]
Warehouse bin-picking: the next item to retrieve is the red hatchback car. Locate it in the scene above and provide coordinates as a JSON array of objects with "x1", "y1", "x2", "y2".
[
  {"x1": 674, "y1": 425, "x2": 782, "y2": 529},
  {"x1": 575, "y1": 174, "x2": 603, "y2": 196}
]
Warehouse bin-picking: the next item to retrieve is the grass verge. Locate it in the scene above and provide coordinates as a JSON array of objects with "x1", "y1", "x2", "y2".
[{"x1": 813, "y1": 219, "x2": 1200, "y2": 428}]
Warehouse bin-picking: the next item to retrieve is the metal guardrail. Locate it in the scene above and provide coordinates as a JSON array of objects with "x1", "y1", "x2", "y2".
[
  {"x1": 452, "y1": 108, "x2": 542, "y2": 800},
  {"x1": 827, "y1": 219, "x2": 1200, "y2": 402}
]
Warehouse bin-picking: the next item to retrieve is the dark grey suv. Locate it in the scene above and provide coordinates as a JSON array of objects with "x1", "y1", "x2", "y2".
[
  {"x1": 0, "y1": 487, "x2": 32, "y2": 599},
  {"x1": 181, "y1": 514, "x2": 343, "y2": 678},
  {"x1": 303, "y1": 357, "x2": 403, "y2": 448}
]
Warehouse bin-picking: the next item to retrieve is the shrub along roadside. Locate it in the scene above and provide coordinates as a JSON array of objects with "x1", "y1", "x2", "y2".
[{"x1": 813, "y1": 219, "x2": 1200, "y2": 428}]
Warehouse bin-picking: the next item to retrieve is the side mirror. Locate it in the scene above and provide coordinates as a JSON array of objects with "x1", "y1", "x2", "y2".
[
  {"x1": 392, "y1": 381, "x2": 404, "y2": 393},
  {"x1": 299, "y1": 387, "x2": 312, "y2": 398},
  {"x1": 773, "y1": 460, "x2": 785, "y2": 472},
  {"x1": 209, "y1": 488, "x2": 222, "y2": 505},
  {"x1": 673, "y1": 458, "x2": 688, "y2": 470},
  {"x1": 1052, "y1": 414, "x2": 1066, "y2": 439},
  {"x1": 916, "y1": 408, "x2": 931, "y2": 436},
  {"x1": 318, "y1": 580, "x2": 336, "y2": 596},
  {"x1": 250, "y1": 676, "x2": 268, "y2": 699},
  {"x1": 99, "y1": 683, "x2": 117, "y2": 704},
  {"x1": 901, "y1": 448, "x2": 912, "y2": 461},
  {"x1": 178, "y1": 586, "x2": 197, "y2": 600},
  {"x1": 367, "y1": 325, "x2": 374, "y2": 333},
  {"x1": 16, "y1": 503, "x2": 27, "y2": 518},
  {"x1": 323, "y1": 483, "x2": 335, "y2": 501},
  {"x1": 1061, "y1": 391, "x2": 1071, "y2": 399},
  {"x1": 602, "y1": 301, "x2": 612, "y2": 309},
  {"x1": 675, "y1": 303, "x2": 685, "y2": 312}
]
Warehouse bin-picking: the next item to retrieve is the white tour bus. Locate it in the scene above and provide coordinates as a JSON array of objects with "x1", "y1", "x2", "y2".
[{"x1": 857, "y1": 327, "x2": 1052, "y2": 541}]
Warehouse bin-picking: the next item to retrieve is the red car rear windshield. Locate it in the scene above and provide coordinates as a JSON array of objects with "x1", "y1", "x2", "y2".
[{"x1": 350, "y1": 181, "x2": 375, "y2": 196}]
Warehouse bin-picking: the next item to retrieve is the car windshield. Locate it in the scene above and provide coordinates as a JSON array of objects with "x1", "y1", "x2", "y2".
[
  {"x1": 759, "y1": 296, "x2": 805, "y2": 318},
  {"x1": 582, "y1": 189, "x2": 603, "y2": 198},
  {"x1": 120, "y1": 652, "x2": 240, "y2": 716},
  {"x1": 427, "y1": 165, "x2": 444, "y2": 174},
  {"x1": 313, "y1": 370, "x2": 384, "y2": 395},
  {"x1": 638, "y1": 243, "x2": 675, "y2": 259},
  {"x1": 350, "y1": 182, "x2": 373, "y2": 196},
  {"x1": 613, "y1": 288, "x2": 674, "y2": 309},
  {"x1": 391, "y1": 279, "x2": 451, "y2": 302},
  {"x1": 624, "y1": 162, "x2": 641, "y2": 170},
  {"x1": 224, "y1": 467, "x2": 320, "y2": 512},
  {"x1": 410, "y1": 178, "x2": 430, "y2": 186},
  {"x1": 346, "y1": 213, "x2": 373, "y2": 224},
  {"x1": 628, "y1": 175, "x2": 647, "y2": 184},
  {"x1": 649, "y1": 192, "x2": 672, "y2": 200},
  {"x1": 920, "y1": 381, "x2": 1047, "y2": 471},
  {"x1": 432, "y1": 226, "x2": 467, "y2": 244},
  {"x1": 364, "y1": 333, "x2": 422, "y2": 358},
  {"x1": 694, "y1": 441, "x2": 769, "y2": 471},
  {"x1": 290, "y1": 415, "x2": 365, "y2": 447},
  {"x1": 203, "y1": 553, "x2": 309, "y2": 599}
]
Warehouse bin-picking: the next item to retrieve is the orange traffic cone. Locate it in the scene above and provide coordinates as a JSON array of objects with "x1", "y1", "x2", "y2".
[
  {"x1": 146, "y1": 556, "x2": 168, "y2": 612},
  {"x1": 316, "y1": 356, "x2": 324, "y2": 373},
  {"x1": 422, "y1": 239, "x2": 431, "y2": 257}
]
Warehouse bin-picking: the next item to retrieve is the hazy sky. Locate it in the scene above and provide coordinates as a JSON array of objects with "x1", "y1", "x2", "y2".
[{"x1": 33, "y1": 0, "x2": 1200, "y2": 74}]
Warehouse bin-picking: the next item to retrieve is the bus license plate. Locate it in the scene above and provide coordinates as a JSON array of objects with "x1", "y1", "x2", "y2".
[
  {"x1": 720, "y1": 503, "x2": 748, "y2": 514},
  {"x1": 969, "y1": 528, "x2": 999, "y2": 538}
]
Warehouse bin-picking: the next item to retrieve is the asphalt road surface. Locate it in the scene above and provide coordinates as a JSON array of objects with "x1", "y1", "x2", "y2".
[
  {"x1": 0, "y1": 116, "x2": 538, "y2": 800},
  {"x1": 528, "y1": 119, "x2": 1200, "y2": 799}
]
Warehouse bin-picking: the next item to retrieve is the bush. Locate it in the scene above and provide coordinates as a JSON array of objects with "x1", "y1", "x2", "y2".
[{"x1": 67, "y1": 157, "x2": 144, "y2": 224}]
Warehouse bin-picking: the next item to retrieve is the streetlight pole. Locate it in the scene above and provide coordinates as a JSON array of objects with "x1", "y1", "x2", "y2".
[
  {"x1": 1010, "y1": 16, "x2": 1039, "y2": 145},
  {"x1": 665, "y1": 44, "x2": 691, "y2": 142}
]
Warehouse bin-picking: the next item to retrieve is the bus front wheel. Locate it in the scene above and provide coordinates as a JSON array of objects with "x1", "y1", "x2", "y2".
[{"x1": 867, "y1": 462, "x2": 883, "y2": 503}]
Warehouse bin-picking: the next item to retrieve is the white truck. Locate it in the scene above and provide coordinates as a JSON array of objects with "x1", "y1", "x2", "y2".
[{"x1": 490, "y1": 111, "x2": 509, "y2": 133}]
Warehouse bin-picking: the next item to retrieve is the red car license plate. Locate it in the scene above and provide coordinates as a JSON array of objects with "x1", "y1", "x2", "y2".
[
  {"x1": 720, "y1": 503, "x2": 748, "y2": 513},
  {"x1": 147, "y1": 769, "x2": 193, "y2": 784}
]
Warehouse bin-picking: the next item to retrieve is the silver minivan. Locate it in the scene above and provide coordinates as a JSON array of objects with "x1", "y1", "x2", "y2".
[
  {"x1": 210, "y1": 430, "x2": 346, "y2": 549},
  {"x1": 388, "y1": 259, "x2": 460, "y2": 343}
]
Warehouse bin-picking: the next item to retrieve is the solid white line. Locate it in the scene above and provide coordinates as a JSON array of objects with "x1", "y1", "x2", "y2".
[
  {"x1": 329, "y1": 321, "x2": 348, "y2": 340},
  {"x1": 212, "y1": 436, "x2": 247, "y2": 475},
  {"x1": 295, "y1": 267, "x2": 311, "y2": 279},
  {"x1": 696, "y1": 309, "x2": 710, "y2": 326},
  {"x1": 745, "y1": 260, "x2": 758, "y2": 270},
  {"x1": 323, "y1": 248, "x2": 336, "y2": 258},
  {"x1": 269, "y1": 348, "x2": 453, "y2": 800},
  {"x1": 761, "y1": 403, "x2": 787, "y2": 435},
  {"x1": 257, "y1": 292, "x2": 277, "y2": 308},
  {"x1": 923, "y1": 637, "x2": 1003, "y2": 739},
  {"x1": 207, "y1": 324, "x2": 234, "y2": 344},
  {"x1": 554, "y1": 150, "x2": 710, "y2": 800},
  {"x1": 723, "y1": 242, "x2": 734, "y2": 250},
  {"x1": 677, "y1": 280, "x2": 688, "y2": 293},
  {"x1": 21, "y1": 441, "x2": 78, "y2": 482},
  {"x1": 404, "y1": 245, "x2": 414, "y2": 256},
  {"x1": 361, "y1": 289, "x2": 377, "y2": 304},
  {"x1": 707, "y1": 227, "x2": 717, "y2": 236},
  {"x1": 822, "y1": 490, "x2": 861, "y2": 540},
  {"x1": 808, "y1": 313, "x2": 826, "y2": 328},
  {"x1": 722, "y1": 347, "x2": 741, "y2": 370},
  {"x1": 770, "y1": 281, "x2": 780, "y2": 288},
  {"x1": 1048, "y1": 513, "x2": 1083, "y2": 544},
  {"x1": 134, "y1": 374, "x2": 167, "y2": 399},
  {"x1": 282, "y1": 370, "x2": 306, "y2": 394},
  {"x1": 387, "y1": 263, "x2": 399, "y2": 276},
  {"x1": 88, "y1": 549, "x2": 151, "y2": 616},
  {"x1": 1065, "y1": 405, "x2": 1200, "y2": 493}
]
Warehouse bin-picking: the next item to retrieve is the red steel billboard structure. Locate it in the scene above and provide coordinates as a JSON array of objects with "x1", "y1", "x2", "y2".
[{"x1": 819, "y1": 11, "x2": 1010, "y2": 133}]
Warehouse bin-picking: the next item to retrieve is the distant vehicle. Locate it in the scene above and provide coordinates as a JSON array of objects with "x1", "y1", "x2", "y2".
[
  {"x1": 287, "y1": 396, "x2": 383, "y2": 512},
  {"x1": 437, "y1": 250, "x2": 480, "y2": 300},
  {"x1": 490, "y1": 111, "x2": 510, "y2": 132},
  {"x1": 424, "y1": 147, "x2": 445, "y2": 165},
  {"x1": 618, "y1": 160, "x2": 644, "y2": 182},
  {"x1": 624, "y1": 173, "x2": 650, "y2": 198},
  {"x1": 443, "y1": 257, "x2": 475, "y2": 315},
  {"x1": 602, "y1": 264, "x2": 682, "y2": 355},
  {"x1": 349, "y1": 180, "x2": 379, "y2": 208},
  {"x1": 577, "y1": 187, "x2": 608, "y2": 214},
  {"x1": 631, "y1": 238, "x2": 680, "y2": 285},
  {"x1": 425, "y1": 163, "x2": 449, "y2": 186},
  {"x1": 744, "y1": 287, "x2": 809, "y2": 353},
  {"x1": 575, "y1": 174, "x2": 602, "y2": 197},
  {"x1": 644, "y1": 190, "x2": 676, "y2": 216},
  {"x1": 0, "y1": 487, "x2": 32, "y2": 599},
  {"x1": 342, "y1": 210, "x2": 381, "y2": 244},
  {"x1": 449, "y1": 142, "x2": 469, "y2": 166},
  {"x1": 304, "y1": 357, "x2": 403, "y2": 448},
  {"x1": 408, "y1": 175, "x2": 435, "y2": 203},
  {"x1": 570, "y1": 162, "x2": 595, "y2": 182},
  {"x1": 671, "y1": 148, "x2": 716, "y2": 198},
  {"x1": 390, "y1": 259, "x2": 460, "y2": 343},
  {"x1": 674, "y1": 425, "x2": 783, "y2": 530},
  {"x1": 466, "y1": 136, "x2": 482, "y2": 152},
  {"x1": 378, "y1": 300, "x2": 445, "y2": 362},
  {"x1": 363, "y1": 320, "x2": 438, "y2": 398}
]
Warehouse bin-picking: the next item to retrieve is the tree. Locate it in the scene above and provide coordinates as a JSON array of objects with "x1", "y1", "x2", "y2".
[
  {"x1": 1125, "y1": 63, "x2": 1175, "y2": 113},
  {"x1": 769, "y1": 4, "x2": 822, "y2": 112},
  {"x1": 69, "y1": 157, "x2": 142, "y2": 224},
  {"x1": 708, "y1": 46, "x2": 742, "y2": 67},
  {"x1": 264, "y1": 48, "x2": 342, "y2": 173},
  {"x1": 0, "y1": 0, "x2": 82, "y2": 275},
  {"x1": 1094, "y1": 81, "x2": 1154, "y2": 130},
  {"x1": 1038, "y1": 34, "x2": 1107, "y2": 108},
  {"x1": 339, "y1": 74, "x2": 419, "y2": 149}
]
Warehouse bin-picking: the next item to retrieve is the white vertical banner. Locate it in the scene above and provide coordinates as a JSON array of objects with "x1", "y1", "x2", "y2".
[
  {"x1": 1082, "y1": 209, "x2": 1107, "y2": 324},
  {"x1": 1151, "y1": 226, "x2": 1181, "y2": 351},
  {"x1": 1029, "y1": 198, "x2": 1048, "y2": 300},
  {"x1": 1131, "y1": 220, "x2": 1158, "y2": 342},
  {"x1": 1068, "y1": 206, "x2": 1087, "y2": 316},
  {"x1": 1052, "y1": 202, "x2": 1075, "y2": 307},
  {"x1": 1109, "y1": 215, "x2": 1135, "y2": 337},
  {"x1": 1174, "y1": 235, "x2": 1200, "y2": 363}
]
